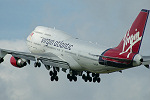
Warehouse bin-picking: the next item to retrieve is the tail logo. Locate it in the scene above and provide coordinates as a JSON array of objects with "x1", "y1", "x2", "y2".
[{"x1": 119, "y1": 28, "x2": 142, "y2": 58}]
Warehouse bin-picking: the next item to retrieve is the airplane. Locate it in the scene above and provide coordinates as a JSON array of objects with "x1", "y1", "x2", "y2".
[{"x1": 0, "y1": 9, "x2": 150, "y2": 83}]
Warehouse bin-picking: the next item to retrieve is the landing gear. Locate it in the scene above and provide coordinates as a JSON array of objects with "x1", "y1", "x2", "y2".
[
  {"x1": 45, "y1": 65, "x2": 51, "y2": 70},
  {"x1": 82, "y1": 72, "x2": 101, "y2": 83},
  {"x1": 82, "y1": 72, "x2": 92, "y2": 82},
  {"x1": 50, "y1": 75, "x2": 59, "y2": 81},
  {"x1": 93, "y1": 76, "x2": 101, "y2": 83},
  {"x1": 32, "y1": 60, "x2": 101, "y2": 83},
  {"x1": 67, "y1": 73, "x2": 77, "y2": 82},
  {"x1": 67, "y1": 70, "x2": 78, "y2": 82},
  {"x1": 55, "y1": 67, "x2": 60, "y2": 72},
  {"x1": 92, "y1": 73, "x2": 101, "y2": 83},
  {"x1": 97, "y1": 77, "x2": 101, "y2": 83},
  {"x1": 66, "y1": 70, "x2": 101, "y2": 83},
  {"x1": 49, "y1": 67, "x2": 59, "y2": 81},
  {"x1": 49, "y1": 70, "x2": 57, "y2": 76},
  {"x1": 34, "y1": 62, "x2": 41, "y2": 67}
]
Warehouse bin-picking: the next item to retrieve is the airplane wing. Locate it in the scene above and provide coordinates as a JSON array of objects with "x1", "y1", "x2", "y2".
[
  {"x1": 0, "y1": 48, "x2": 36, "y2": 61},
  {"x1": 0, "y1": 48, "x2": 70, "y2": 69}
]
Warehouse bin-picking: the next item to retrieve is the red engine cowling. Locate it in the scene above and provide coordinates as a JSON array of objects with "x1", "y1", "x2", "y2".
[{"x1": 10, "y1": 56, "x2": 27, "y2": 68}]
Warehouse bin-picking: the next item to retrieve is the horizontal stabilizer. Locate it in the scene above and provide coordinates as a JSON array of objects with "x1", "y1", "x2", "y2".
[
  {"x1": 142, "y1": 56, "x2": 150, "y2": 68},
  {"x1": 144, "y1": 65, "x2": 149, "y2": 69}
]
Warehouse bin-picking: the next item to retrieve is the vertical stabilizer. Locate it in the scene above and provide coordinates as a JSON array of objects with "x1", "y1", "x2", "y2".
[
  {"x1": 99, "y1": 9, "x2": 150, "y2": 68},
  {"x1": 116, "y1": 9, "x2": 149, "y2": 54}
]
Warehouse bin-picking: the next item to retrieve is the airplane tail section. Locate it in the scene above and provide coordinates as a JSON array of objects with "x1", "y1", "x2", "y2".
[
  {"x1": 116, "y1": 9, "x2": 149, "y2": 54},
  {"x1": 99, "y1": 9, "x2": 150, "y2": 68}
]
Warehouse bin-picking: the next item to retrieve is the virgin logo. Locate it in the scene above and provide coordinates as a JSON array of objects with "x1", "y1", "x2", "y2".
[{"x1": 119, "y1": 29, "x2": 142, "y2": 58}]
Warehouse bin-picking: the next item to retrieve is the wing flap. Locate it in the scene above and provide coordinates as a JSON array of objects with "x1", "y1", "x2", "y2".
[
  {"x1": 38, "y1": 57, "x2": 70, "y2": 69},
  {"x1": 0, "y1": 48, "x2": 70, "y2": 69}
]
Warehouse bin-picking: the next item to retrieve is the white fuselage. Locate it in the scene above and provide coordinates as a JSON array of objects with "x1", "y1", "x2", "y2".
[{"x1": 26, "y1": 26, "x2": 123, "y2": 74}]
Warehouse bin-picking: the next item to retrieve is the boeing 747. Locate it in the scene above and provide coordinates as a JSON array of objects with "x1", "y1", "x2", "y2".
[{"x1": 0, "y1": 9, "x2": 150, "y2": 83}]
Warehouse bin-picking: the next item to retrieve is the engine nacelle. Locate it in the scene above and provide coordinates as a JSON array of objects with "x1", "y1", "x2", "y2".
[
  {"x1": 132, "y1": 54, "x2": 143, "y2": 67},
  {"x1": 10, "y1": 56, "x2": 27, "y2": 68}
]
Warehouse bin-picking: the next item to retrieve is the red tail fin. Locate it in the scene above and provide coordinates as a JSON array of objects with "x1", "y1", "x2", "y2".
[
  {"x1": 116, "y1": 9, "x2": 149, "y2": 54},
  {"x1": 99, "y1": 9, "x2": 149, "y2": 67}
]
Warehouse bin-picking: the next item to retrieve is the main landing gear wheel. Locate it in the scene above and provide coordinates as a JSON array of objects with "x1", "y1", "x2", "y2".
[
  {"x1": 82, "y1": 74, "x2": 87, "y2": 82},
  {"x1": 49, "y1": 67, "x2": 59, "y2": 81},
  {"x1": 93, "y1": 77, "x2": 97, "y2": 83},
  {"x1": 97, "y1": 77, "x2": 101, "y2": 83},
  {"x1": 34, "y1": 62, "x2": 41, "y2": 67},
  {"x1": 67, "y1": 74, "x2": 77, "y2": 82},
  {"x1": 82, "y1": 72, "x2": 93, "y2": 83},
  {"x1": 49, "y1": 70, "x2": 57, "y2": 76},
  {"x1": 50, "y1": 76, "x2": 59, "y2": 81},
  {"x1": 49, "y1": 71, "x2": 53, "y2": 76},
  {"x1": 92, "y1": 73, "x2": 101, "y2": 83},
  {"x1": 88, "y1": 77, "x2": 92, "y2": 82},
  {"x1": 82, "y1": 72, "x2": 101, "y2": 83}
]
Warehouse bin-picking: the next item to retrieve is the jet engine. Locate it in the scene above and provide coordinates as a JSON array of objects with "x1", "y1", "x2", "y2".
[{"x1": 10, "y1": 56, "x2": 27, "y2": 68}]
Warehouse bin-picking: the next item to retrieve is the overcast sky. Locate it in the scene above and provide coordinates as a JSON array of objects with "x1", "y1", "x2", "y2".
[{"x1": 0, "y1": 0, "x2": 150, "y2": 100}]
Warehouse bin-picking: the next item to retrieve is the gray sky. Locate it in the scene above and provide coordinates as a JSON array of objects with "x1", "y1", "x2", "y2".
[{"x1": 0, "y1": 0, "x2": 150, "y2": 100}]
